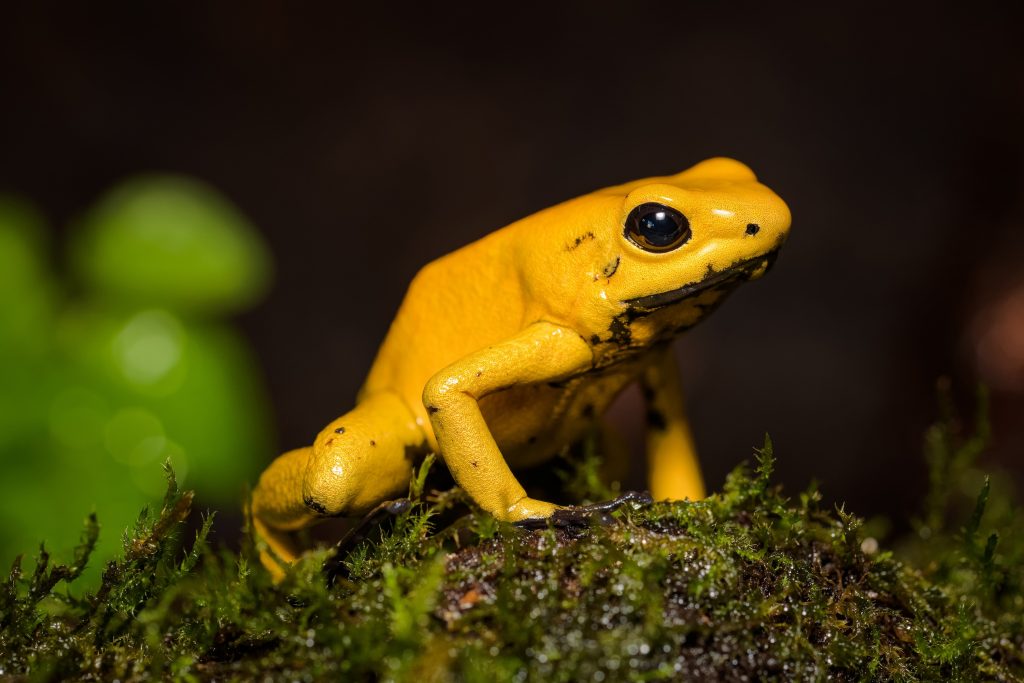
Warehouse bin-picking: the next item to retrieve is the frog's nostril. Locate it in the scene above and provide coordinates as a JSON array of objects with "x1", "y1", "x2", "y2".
[{"x1": 745, "y1": 223, "x2": 761, "y2": 236}]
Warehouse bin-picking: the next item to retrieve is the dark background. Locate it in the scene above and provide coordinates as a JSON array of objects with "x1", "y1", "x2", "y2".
[{"x1": 2, "y1": 2, "x2": 1022, "y2": 522}]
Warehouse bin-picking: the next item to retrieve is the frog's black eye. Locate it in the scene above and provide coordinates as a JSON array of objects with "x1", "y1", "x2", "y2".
[{"x1": 624, "y1": 202, "x2": 691, "y2": 253}]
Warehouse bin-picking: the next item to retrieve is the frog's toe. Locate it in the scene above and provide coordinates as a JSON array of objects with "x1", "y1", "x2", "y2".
[{"x1": 514, "y1": 490, "x2": 653, "y2": 530}]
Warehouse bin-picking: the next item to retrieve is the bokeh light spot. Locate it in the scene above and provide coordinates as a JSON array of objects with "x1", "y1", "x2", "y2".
[{"x1": 113, "y1": 309, "x2": 184, "y2": 389}]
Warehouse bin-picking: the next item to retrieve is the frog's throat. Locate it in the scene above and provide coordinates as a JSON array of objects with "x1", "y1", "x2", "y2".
[{"x1": 622, "y1": 248, "x2": 781, "y2": 313}]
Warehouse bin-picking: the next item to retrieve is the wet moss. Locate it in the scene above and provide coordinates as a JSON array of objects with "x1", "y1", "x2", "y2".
[{"x1": 2, "y1": 401, "x2": 1022, "y2": 682}]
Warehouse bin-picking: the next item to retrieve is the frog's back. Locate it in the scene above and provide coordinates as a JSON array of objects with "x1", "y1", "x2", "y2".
[{"x1": 359, "y1": 227, "x2": 527, "y2": 417}]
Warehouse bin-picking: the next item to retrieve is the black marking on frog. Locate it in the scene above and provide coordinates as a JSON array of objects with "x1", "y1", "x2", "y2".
[
  {"x1": 567, "y1": 231, "x2": 596, "y2": 251},
  {"x1": 589, "y1": 334, "x2": 601, "y2": 345},
  {"x1": 303, "y1": 495, "x2": 329, "y2": 515},
  {"x1": 528, "y1": 435, "x2": 538, "y2": 444},
  {"x1": 601, "y1": 256, "x2": 620, "y2": 279},
  {"x1": 427, "y1": 405, "x2": 440, "y2": 414},
  {"x1": 623, "y1": 249, "x2": 781, "y2": 312},
  {"x1": 581, "y1": 404, "x2": 595, "y2": 419},
  {"x1": 746, "y1": 223, "x2": 761, "y2": 236},
  {"x1": 646, "y1": 408, "x2": 667, "y2": 431},
  {"x1": 334, "y1": 427, "x2": 346, "y2": 434},
  {"x1": 370, "y1": 440, "x2": 377, "y2": 447},
  {"x1": 608, "y1": 313, "x2": 634, "y2": 347},
  {"x1": 471, "y1": 460, "x2": 479, "y2": 468}
]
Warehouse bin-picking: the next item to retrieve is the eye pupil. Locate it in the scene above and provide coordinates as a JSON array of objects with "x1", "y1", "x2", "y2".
[{"x1": 625, "y1": 202, "x2": 691, "y2": 252}]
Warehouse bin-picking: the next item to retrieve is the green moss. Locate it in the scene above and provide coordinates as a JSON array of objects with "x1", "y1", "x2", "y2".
[{"x1": 2, "y1": 405, "x2": 1023, "y2": 682}]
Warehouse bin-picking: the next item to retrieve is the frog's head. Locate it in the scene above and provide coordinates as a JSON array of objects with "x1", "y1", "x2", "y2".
[{"x1": 521, "y1": 158, "x2": 791, "y2": 349}]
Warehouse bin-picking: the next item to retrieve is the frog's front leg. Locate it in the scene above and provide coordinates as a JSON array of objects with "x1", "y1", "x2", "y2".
[
  {"x1": 422, "y1": 321, "x2": 593, "y2": 522},
  {"x1": 250, "y1": 391, "x2": 426, "y2": 577},
  {"x1": 641, "y1": 344, "x2": 706, "y2": 501}
]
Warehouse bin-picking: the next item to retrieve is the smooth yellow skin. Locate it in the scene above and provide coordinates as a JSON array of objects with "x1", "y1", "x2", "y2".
[{"x1": 251, "y1": 157, "x2": 791, "y2": 576}]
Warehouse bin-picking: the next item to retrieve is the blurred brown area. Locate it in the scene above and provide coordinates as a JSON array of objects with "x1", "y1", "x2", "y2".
[{"x1": 1, "y1": 2, "x2": 1022, "y2": 523}]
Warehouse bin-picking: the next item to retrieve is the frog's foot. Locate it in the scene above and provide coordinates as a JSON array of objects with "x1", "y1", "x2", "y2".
[
  {"x1": 513, "y1": 490, "x2": 653, "y2": 530},
  {"x1": 323, "y1": 498, "x2": 413, "y2": 585}
]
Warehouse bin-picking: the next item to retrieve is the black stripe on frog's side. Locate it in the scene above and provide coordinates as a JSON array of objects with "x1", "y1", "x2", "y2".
[{"x1": 622, "y1": 248, "x2": 781, "y2": 313}]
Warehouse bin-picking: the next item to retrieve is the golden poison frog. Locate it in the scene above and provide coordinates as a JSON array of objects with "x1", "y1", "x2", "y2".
[{"x1": 251, "y1": 157, "x2": 791, "y2": 576}]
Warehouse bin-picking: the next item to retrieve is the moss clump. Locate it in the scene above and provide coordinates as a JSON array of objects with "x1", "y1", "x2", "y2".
[{"x1": 2, "y1": 411, "x2": 1022, "y2": 681}]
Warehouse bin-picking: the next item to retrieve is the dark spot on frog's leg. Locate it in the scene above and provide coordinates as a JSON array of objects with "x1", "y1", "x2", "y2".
[
  {"x1": 567, "y1": 231, "x2": 596, "y2": 251},
  {"x1": 646, "y1": 408, "x2": 667, "y2": 431},
  {"x1": 471, "y1": 460, "x2": 478, "y2": 468},
  {"x1": 589, "y1": 334, "x2": 601, "y2": 345},
  {"x1": 303, "y1": 495, "x2": 329, "y2": 515},
  {"x1": 745, "y1": 223, "x2": 760, "y2": 236},
  {"x1": 370, "y1": 440, "x2": 376, "y2": 447},
  {"x1": 334, "y1": 427, "x2": 346, "y2": 434},
  {"x1": 427, "y1": 405, "x2": 439, "y2": 414},
  {"x1": 475, "y1": 370, "x2": 482, "y2": 377}
]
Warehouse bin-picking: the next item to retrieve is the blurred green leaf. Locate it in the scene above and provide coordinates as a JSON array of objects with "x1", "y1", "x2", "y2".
[{"x1": 70, "y1": 175, "x2": 271, "y2": 315}]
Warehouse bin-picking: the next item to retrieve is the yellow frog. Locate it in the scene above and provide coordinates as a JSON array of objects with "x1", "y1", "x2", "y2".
[{"x1": 251, "y1": 157, "x2": 791, "y2": 575}]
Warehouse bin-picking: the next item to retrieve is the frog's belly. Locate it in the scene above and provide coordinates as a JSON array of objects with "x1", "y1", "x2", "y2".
[{"x1": 478, "y1": 365, "x2": 640, "y2": 468}]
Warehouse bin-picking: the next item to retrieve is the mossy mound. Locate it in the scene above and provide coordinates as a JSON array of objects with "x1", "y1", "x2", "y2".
[{"x1": 2, "y1": 410, "x2": 1022, "y2": 681}]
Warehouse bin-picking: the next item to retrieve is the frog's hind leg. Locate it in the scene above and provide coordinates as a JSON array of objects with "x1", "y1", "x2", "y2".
[
  {"x1": 250, "y1": 392, "x2": 427, "y2": 579},
  {"x1": 641, "y1": 346, "x2": 705, "y2": 501}
]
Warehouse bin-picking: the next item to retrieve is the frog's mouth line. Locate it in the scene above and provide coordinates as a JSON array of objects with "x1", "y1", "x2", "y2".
[{"x1": 622, "y1": 248, "x2": 781, "y2": 313}]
